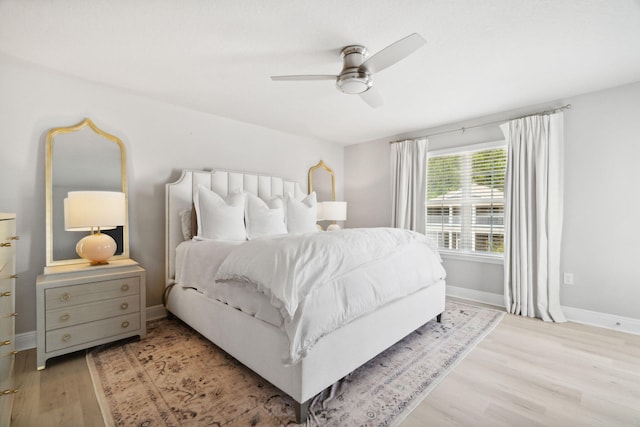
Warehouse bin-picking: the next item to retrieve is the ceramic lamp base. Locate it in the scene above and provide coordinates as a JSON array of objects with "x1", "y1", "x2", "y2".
[
  {"x1": 76, "y1": 232, "x2": 117, "y2": 265},
  {"x1": 327, "y1": 223, "x2": 341, "y2": 231}
]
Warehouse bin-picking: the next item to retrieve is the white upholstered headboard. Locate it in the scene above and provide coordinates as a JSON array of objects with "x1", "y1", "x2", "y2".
[{"x1": 165, "y1": 169, "x2": 306, "y2": 287}]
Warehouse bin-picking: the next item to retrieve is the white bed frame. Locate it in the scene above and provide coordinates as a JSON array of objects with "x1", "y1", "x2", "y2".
[{"x1": 165, "y1": 169, "x2": 446, "y2": 422}]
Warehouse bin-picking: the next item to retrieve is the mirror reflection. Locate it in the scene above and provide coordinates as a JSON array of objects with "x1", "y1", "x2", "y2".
[{"x1": 45, "y1": 118, "x2": 129, "y2": 267}]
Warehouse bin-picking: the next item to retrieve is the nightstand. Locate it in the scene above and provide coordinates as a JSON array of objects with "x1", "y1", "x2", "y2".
[{"x1": 36, "y1": 259, "x2": 146, "y2": 370}]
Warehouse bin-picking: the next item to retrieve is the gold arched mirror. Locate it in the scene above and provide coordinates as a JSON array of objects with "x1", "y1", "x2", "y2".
[
  {"x1": 45, "y1": 118, "x2": 129, "y2": 268},
  {"x1": 308, "y1": 160, "x2": 336, "y2": 202}
]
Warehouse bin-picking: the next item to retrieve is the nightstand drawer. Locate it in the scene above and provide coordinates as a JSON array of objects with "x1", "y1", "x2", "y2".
[
  {"x1": 0, "y1": 281, "x2": 12, "y2": 315},
  {"x1": 46, "y1": 312, "x2": 140, "y2": 352},
  {"x1": 0, "y1": 316, "x2": 13, "y2": 341},
  {"x1": 0, "y1": 348, "x2": 14, "y2": 390},
  {"x1": 0, "y1": 244, "x2": 15, "y2": 269},
  {"x1": 46, "y1": 294, "x2": 140, "y2": 330},
  {"x1": 45, "y1": 277, "x2": 140, "y2": 309}
]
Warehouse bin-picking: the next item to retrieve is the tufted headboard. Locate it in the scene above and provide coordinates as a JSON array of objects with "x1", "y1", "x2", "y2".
[{"x1": 165, "y1": 169, "x2": 306, "y2": 287}]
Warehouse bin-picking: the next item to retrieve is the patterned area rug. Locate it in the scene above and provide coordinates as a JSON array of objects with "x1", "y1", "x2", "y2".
[{"x1": 87, "y1": 300, "x2": 504, "y2": 426}]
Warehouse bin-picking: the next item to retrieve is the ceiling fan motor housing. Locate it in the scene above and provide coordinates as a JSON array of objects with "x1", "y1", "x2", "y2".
[{"x1": 337, "y1": 45, "x2": 373, "y2": 94}]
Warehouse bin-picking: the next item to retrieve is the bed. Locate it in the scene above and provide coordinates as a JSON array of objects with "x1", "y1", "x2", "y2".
[{"x1": 164, "y1": 168, "x2": 446, "y2": 423}]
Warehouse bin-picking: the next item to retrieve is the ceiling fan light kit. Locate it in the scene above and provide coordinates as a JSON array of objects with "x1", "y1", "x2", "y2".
[
  {"x1": 271, "y1": 33, "x2": 426, "y2": 108},
  {"x1": 337, "y1": 45, "x2": 373, "y2": 94}
]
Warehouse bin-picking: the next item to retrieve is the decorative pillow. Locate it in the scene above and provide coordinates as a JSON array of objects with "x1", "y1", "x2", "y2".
[
  {"x1": 285, "y1": 192, "x2": 318, "y2": 234},
  {"x1": 244, "y1": 193, "x2": 287, "y2": 240},
  {"x1": 179, "y1": 208, "x2": 193, "y2": 241},
  {"x1": 194, "y1": 185, "x2": 246, "y2": 241}
]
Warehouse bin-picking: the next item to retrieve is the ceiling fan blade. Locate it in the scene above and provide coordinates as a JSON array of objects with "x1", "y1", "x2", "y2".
[
  {"x1": 359, "y1": 87, "x2": 384, "y2": 108},
  {"x1": 271, "y1": 75, "x2": 337, "y2": 81},
  {"x1": 360, "y1": 33, "x2": 426, "y2": 74}
]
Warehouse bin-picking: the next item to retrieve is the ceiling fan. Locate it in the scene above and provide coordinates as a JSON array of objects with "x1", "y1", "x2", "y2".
[{"x1": 271, "y1": 33, "x2": 426, "y2": 108}]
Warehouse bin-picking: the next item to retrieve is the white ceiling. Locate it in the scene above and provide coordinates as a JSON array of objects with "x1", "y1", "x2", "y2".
[{"x1": 1, "y1": 0, "x2": 639, "y2": 145}]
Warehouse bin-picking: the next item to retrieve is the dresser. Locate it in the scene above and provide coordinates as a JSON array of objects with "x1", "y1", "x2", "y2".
[
  {"x1": 0, "y1": 213, "x2": 18, "y2": 427},
  {"x1": 36, "y1": 259, "x2": 146, "y2": 370}
]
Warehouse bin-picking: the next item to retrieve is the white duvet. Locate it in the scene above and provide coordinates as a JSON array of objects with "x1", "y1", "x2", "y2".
[{"x1": 215, "y1": 227, "x2": 446, "y2": 364}]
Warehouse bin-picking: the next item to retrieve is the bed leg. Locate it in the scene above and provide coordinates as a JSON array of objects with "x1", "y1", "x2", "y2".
[
  {"x1": 294, "y1": 399, "x2": 310, "y2": 424},
  {"x1": 436, "y1": 313, "x2": 442, "y2": 323}
]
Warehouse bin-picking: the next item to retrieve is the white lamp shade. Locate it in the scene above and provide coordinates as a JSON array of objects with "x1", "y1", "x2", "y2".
[
  {"x1": 65, "y1": 191, "x2": 125, "y2": 230},
  {"x1": 316, "y1": 202, "x2": 324, "y2": 221},
  {"x1": 320, "y1": 201, "x2": 347, "y2": 221}
]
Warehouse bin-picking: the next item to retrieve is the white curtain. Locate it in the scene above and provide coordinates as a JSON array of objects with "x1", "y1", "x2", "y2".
[
  {"x1": 501, "y1": 112, "x2": 566, "y2": 322},
  {"x1": 390, "y1": 138, "x2": 427, "y2": 233}
]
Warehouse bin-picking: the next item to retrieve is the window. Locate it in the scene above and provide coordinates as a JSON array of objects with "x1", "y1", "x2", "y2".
[{"x1": 426, "y1": 142, "x2": 506, "y2": 256}]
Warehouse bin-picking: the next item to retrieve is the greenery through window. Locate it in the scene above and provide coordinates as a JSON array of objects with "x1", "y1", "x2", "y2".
[{"x1": 426, "y1": 143, "x2": 506, "y2": 256}]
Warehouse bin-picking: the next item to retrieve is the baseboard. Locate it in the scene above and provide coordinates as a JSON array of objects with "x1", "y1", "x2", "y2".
[
  {"x1": 447, "y1": 285, "x2": 640, "y2": 336},
  {"x1": 15, "y1": 330, "x2": 36, "y2": 352},
  {"x1": 146, "y1": 304, "x2": 168, "y2": 321},
  {"x1": 446, "y1": 285, "x2": 504, "y2": 307},
  {"x1": 561, "y1": 305, "x2": 640, "y2": 336},
  {"x1": 15, "y1": 304, "x2": 168, "y2": 351}
]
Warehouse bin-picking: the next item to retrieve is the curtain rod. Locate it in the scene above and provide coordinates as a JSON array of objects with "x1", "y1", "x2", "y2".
[{"x1": 390, "y1": 103, "x2": 572, "y2": 143}]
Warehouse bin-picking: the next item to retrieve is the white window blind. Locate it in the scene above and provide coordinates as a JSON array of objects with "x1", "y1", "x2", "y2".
[{"x1": 426, "y1": 142, "x2": 506, "y2": 256}]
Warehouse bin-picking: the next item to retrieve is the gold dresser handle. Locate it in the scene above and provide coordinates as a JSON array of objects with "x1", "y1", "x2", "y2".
[
  {"x1": 121, "y1": 284, "x2": 130, "y2": 292},
  {"x1": 0, "y1": 340, "x2": 11, "y2": 346},
  {"x1": 9, "y1": 312, "x2": 17, "y2": 317},
  {"x1": 1, "y1": 389, "x2": 18, "y2": 395},
  {"x1": 60, "y1": 292, "x2": 70, "y2": 302},
  {"x1": 60, "y1": 313, "x2": 70, "y2": 322},
  {"x1": 0, "y1": 291, "x2": 10, "y2": 297},
  {"x1": 10, "y1": 236, "x2": 19, "y2": 240},
  {"x1": 62, "y1": 334, "x2": 71, "y2": 342},
  {"x1": 120, "y1": 302, "x2": 129, "y2": 310},
  {"x1": 10, "y1": 274, "x2": 18, "y2": 279},
  {"x1": 10, "y1": 351, "x2": 18, "y2": 355},
  {"x1": 0, "y1": 242, "x2": 11, "y2": 248},
  {"x1": 121, "y1": 321, "x2": 130, "y2": 328}
]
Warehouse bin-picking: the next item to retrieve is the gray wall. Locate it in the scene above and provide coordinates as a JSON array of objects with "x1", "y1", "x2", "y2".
[
  {"x1": 345, "y1": 81, "x2": 640, "y2": 320},
  {"x1": 0, "y1": 53, "x2": 344, "y2": 334}
]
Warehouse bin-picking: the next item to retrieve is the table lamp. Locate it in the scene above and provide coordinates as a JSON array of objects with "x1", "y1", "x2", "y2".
[
  {"x1": 64, "y1": 191, "x2": 125, "y2": 265},
  {"x1": 320, "y1": 201, "x2": 347, "y2": 231}
]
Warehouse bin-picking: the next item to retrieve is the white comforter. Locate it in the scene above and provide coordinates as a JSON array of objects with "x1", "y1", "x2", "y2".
[{"x1": 215, "y1": 227, "x2": 446, "y2": 364}]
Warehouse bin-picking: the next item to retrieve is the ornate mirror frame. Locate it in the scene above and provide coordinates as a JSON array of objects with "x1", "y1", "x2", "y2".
[
  {"x1": 45, "y1": 118, "x2": 129, "y2": 268},
  {"x1": 308, "y1": 160, "x2": 336, "y2": 201}
]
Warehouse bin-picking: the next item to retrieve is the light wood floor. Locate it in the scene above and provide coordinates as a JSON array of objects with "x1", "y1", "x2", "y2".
[{"x1": 10, "y1": 302, "x2": 640, "y2": 426}]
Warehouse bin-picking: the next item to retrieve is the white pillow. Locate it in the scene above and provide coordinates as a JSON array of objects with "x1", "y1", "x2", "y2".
[
  {"x1": 244, "y1": 193, "x2": 287, "y2": 240},
  {"x1": 285, "y1": 192, "x2": 318, "y2": 234},
  {"x1": 194, "y1": 185, "x2": 246, "y2": 241},
  {"x1": 179, "y1": 208, "x2": 193, "y2": 241}
]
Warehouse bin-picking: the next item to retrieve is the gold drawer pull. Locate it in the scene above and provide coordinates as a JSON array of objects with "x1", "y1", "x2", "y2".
[
  {"x1": 60, "y1": 313, "x2": 70, "y2": 322},
  {"x1": 10, "y1": 312, "x2": 17, "y2": 317},
  {"x1": 10, "y1": 236, "x2": 19, "y2": 240},
  {"x1": 120, "y1": 302, "x2": 129, "y2": 310},
  {"x1": 121, "y1": 320, "x2": 130, "y2": 328},
  {"x1": 121, "y1": 284, "x2": 130, "y2": 292},
  {"x1": 0, "y1": 242, "x2": 11, "y2": 248},
  {"x1": 0, "y1": 340, "x2": 11, "y2": 346},
  {"x1": 10, "y1": 274, "x2": 18, "y2": 279},
  {"x1": 1, "y1": 389, "x2": 18, "y2": 395},
  {"x1": 0, "y1": 291, "x2": 10, "y2": 297},
  {"x1": 60, "y1": 292, "x2": 70, "y2": 302},
  {"x1": 10, "y1": 351, "x2": 18, "y2": 355},
  {"x1": 62, "y1": 334, "x2": 71, "y2": 342}
]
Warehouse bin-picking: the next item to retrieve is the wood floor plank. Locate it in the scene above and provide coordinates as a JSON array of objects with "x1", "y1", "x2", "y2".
[
  {"x1": 401, "y1": 306, "x2": 640, "y2": 426},
  {"x1": 10, "y1": 301, "x2": 640, "y2": 426}
]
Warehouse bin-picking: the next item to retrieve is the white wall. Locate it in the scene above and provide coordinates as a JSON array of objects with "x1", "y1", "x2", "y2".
[
  {"x1": 0, "y1": 53, "x2": 344, "y2": 334},
  {"x1": 346, "y1": 81, "x2": 640, "y2": 320}
]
